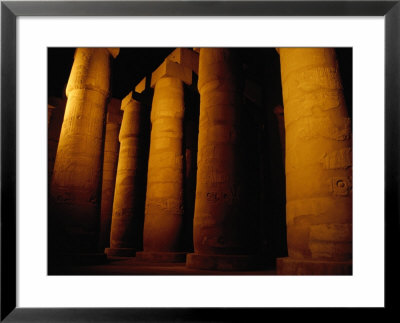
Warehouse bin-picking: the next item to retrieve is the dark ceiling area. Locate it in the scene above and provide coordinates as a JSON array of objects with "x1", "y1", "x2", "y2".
[
  {"x1": 48, "y1": 47, "x2": 352, "y2": 116},
  {"x1": 47, "y1": 48, "x2": 175, "y2": 99}
]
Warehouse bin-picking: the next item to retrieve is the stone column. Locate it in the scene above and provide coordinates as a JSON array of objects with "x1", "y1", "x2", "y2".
[
  {"x1": 49, "y1": 48, "x2": 119, "y2": 257},
  {"x1": 276, "y1": 48, "x2": 352, "y2": 275},
  {"x1": 137, "y1": 57, "x2": 195, "y2": 262},
  {"x1": 105, "y1": 92, "x2": 145, "y2": 257},
  {"x1": 186, "y1": 48, "x2": 259, "y2": 270},
  {"x1": 98, "y1": 98, "x2": 122, "y2": 252}
]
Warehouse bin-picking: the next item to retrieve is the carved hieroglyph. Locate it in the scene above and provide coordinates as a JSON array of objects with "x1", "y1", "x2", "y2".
[
  {"x1": 98, "y1": 98, "x2": 122, "y2": 251},
  {"x1": 50, "y1": 48, "x2": 119, "y2": 253},
  {"x1": 279, "y1": 48, "x2": 352, "y2": 261}
]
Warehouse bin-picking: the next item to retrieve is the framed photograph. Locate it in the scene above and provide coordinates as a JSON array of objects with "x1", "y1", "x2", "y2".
[{"x1": 1, "y1": 0, "x2": 399, "y2": 321}]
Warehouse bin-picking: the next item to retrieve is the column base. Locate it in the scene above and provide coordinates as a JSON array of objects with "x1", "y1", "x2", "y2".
[
  {"x1": 186, "y1": 253, "x2": 265, "y2": 271},
  {"x1": 276, "y1": 257, "x2": 352, "y2": 275},
  {"x1": 105, "y1": 248, "x2": 136, "y2": 257},
  {"x1": 135, "y1": 251, "x2": 187, "y2": 263}
]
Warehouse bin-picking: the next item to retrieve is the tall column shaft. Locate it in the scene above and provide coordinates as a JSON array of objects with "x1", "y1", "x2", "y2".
[
  {"x1": 142, "y1": 77, "x2": 185, "y2": 256},
  {"x1": 50, "y1": 48, "x2": 118, "y2": 254},
  {"x1": 138, "y1": 51, "x2": 198, "y2": 263},
  {"x1": 106, "y1": 95, "x2": 144, "y2": 257},
  {"x1": 98, "y1": 99, "x2": 122, "y2": 251},
  {"x1": 187, "y1": 48, "x2": 258, "y2": 270},
  {"x1": 277, "y1": 48, "x2": 352, "y2": 274}
]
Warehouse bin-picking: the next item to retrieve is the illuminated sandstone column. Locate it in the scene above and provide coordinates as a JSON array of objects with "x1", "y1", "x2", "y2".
[
  {"x1": 105, "y1": 93, "x2": 144, "y2": 257},
  {"x1": 98, "y1": 98, "x2": 122, "y2": 251},
  {"x1": 50, "y1": 48, "x2": 119, "y2": 255},
  {"x1": 186, "y1": 48, "x2": 259, "y2": 270},
  {"x1": 137, "y1": 58, "x2": 194, "y2": 262},
  {"x1": 277, "y1": 48, "x2": 352, "y2": 275}
]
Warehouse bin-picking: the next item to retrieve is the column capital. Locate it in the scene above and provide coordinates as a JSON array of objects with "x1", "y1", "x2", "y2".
[
  {"x1": 197, "y1": 48, "x2": 242, "y2": 93},
  {"x1": 73, "y1": 47, "x2": 119, "y2": 59},
  {"x1": 121, "y1": 91, "x2": 141, "y2": 112},
  {"x1": 67, "y1": 48, "x2": 113, "y2": 97},
  {"x1": 167, "y1": 48, "x2": 199, "y2": 74},
  {"x1": 135, "y1": 77, "x2": 147, "y2": 94},
  {"x1": 151, "y1": 59, "x2": 192, "y2": 88},
  {"x1": 107, "y1": 48, "x2": 120, "y2": 58},
  {"x1": 136, "y1": 77, "x2": 154, "y2": 104}
]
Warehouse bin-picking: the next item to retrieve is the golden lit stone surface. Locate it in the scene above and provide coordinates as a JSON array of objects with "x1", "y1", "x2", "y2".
[
  {"x1": 139, "y1": 57, "x2": 196, "y2": 262},
  {"x1": 150, "y1": 60, "x2": 192, "y2": 88},
  {"x1": 106, "y1": 93, "x2": 143, "y2": 257},
  {"x1": 50, "y1": 48, "x2": 118, "y2": 253},
  {"x1": 277, "y1": 48, "x2": 352, "y2": 274},
  {"x1": 141, "y1": 76, "x2": 185, "y2": 257},
  {"x1": 98, "y1": 98, "x2": 122, "y2": 251},
  {"x1": 187, "y1": 48, "x2": 258, "y2": 270},
  {"x1": 167, "y1": 48, "x2": 199, "y2": 74}
]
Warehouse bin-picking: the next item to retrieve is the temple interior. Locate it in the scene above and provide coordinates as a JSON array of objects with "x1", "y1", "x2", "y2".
[{"x1": 48, "y1": 47, "x2": 352, "y2": 275}]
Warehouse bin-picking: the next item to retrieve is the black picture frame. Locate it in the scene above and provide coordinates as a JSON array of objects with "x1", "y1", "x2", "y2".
[{"x1": 1, "y1": 0, "x2": 399, "y2": 321}]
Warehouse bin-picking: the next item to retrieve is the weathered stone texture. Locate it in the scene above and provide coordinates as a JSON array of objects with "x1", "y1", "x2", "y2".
[
  {"x1": 98, "y1": 98, "x2": 122, "y2": 251},
  {"x1": 188, "y1": 49, "x2": 256, "y2": 269},
  {"x1": 142, "y1": 76, "x2": 185, "y2": 253},
  {"x1": 107, "y1": 94, "x2": 144, "y2": 256},
  {"x1": 50, "y1": 48, "x2": 117, "y2": 253},
  {"x1": 278, "y1": 48, "x2": 352, "y2": 266}
]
